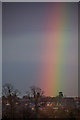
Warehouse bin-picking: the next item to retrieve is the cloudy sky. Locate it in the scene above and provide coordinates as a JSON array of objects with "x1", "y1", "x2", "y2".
[{"x1": 2, "y1": 2, "x2": 78, "y2": 97}]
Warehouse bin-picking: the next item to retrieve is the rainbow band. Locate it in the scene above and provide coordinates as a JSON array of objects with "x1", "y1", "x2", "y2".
[
  {"x1": 36, "y1": 3, "x2": 76, "y2": 97},
  {"x1": 41, "y1": 4, "x2": 66, "y2": 96}
]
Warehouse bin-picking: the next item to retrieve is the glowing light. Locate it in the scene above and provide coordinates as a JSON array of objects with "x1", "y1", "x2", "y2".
[
  {"x1": 25, "y1": 104, "x2": 28, "y2": 106},
  {"x1": 6, "y1": 103, "x2": 10, "y2": 106},
  {"x1": 16, "y1": 102, "x2": 18, "y2": 105},
  {"x1": 32, "y1": 107, "x2": 34, "y2": 110}
]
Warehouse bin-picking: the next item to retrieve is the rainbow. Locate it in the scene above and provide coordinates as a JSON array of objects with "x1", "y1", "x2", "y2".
[{"x1": 36, "y1": 3, "x2": 76, "y2": 97}]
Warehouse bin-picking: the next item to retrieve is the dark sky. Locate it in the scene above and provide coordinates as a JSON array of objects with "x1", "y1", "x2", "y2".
[{"x1": 2, "y1": 2, "x2": 78, "y2": 97}]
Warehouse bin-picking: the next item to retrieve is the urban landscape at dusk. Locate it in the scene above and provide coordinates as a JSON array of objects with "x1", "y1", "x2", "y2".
[
  {"x1": 2, "y1": 83, "x2": 80, "y2": 119},
  {"x1": 2, "y1": 2, "x2": 79, "y2": 119}
]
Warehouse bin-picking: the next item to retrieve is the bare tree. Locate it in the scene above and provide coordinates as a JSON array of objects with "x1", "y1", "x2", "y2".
[
  {"x1": 3, "y1": 83, "x2": 20, "y2": 98},
  {"x1": 2, "y1": 83, "x2": 20, "y2": 119},
  {"x1": 3, "y1": 83, "x2": 14, "y2": 98},
  {"x1": 30, "y1": 86, "x2": 44, "y2": 118},
  {"x1": 30, "y1": 86, "x2": 44, "y2": 98}
]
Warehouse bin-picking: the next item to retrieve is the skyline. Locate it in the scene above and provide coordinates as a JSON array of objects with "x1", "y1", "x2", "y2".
[{"x1": 2, "y1": 2, "x2": 78, "y2": 97}]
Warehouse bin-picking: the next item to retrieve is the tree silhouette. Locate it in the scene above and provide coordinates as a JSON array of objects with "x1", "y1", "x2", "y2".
[
  {"x1": 29, "y1": 86, "x2": 44, "y2": 118},
  {"x1": 59, "y1": 92, "x2": 63, "y2": 98},
  {"x1": 2, "y1": 83, "x2": 20, "y2": 119}
]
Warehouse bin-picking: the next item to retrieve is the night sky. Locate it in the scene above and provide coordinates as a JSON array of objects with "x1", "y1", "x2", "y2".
[{"x1": 2, "y1": 3, "x2": 78, "y2": 97}]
